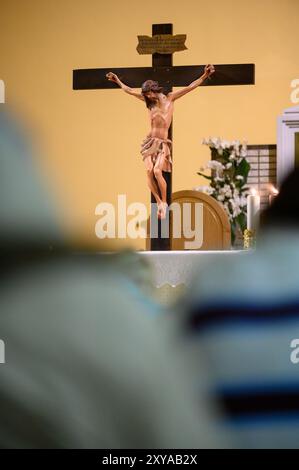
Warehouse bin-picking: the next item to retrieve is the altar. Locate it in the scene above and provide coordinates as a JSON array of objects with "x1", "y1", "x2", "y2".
[{"x1": 139, "y1": 249, "x2": 251, "y2": 304}]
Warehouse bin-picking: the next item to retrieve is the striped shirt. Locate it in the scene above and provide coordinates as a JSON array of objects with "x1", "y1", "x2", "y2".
[{"x1": 183, "y1": 228, "x2": 299, "y2": 448}]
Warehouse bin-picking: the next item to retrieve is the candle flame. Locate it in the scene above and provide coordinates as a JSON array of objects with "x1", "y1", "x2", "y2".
[
  {"x1": 269, "y1": 184, "x2": 279, "y2": 195},
  {"x1": 250, "y1": 187, "x2": 258, "y2": 196}
]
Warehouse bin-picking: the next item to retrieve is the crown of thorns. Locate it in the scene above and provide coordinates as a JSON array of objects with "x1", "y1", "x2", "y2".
[{"x1": 141, "y1": 80, "x2": 163, "y2": 94}]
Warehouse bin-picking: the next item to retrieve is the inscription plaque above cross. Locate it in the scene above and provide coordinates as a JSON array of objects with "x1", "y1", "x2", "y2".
[{"x1": 73, "y1": 23, "x2": 255, "y2": 251}]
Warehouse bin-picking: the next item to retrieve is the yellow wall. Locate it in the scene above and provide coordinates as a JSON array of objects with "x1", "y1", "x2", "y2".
[{"x1": 1, "y1": 0, "x2": 298, "y2": 249}]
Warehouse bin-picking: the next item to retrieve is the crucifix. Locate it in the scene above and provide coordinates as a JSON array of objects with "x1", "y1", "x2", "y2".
[{"x1": 73, "y1": 23, "x2": 255, "y2": 251}]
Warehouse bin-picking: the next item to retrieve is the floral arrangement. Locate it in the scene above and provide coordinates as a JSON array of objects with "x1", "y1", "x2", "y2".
[{"x1": 195, "y1": 137, "x2": 251, "y2": 244}]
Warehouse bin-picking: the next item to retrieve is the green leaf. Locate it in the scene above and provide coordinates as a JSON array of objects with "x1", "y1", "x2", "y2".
[
  {"x1": 197, "y1": 172, "x2": 212, "y2": 180},
  {"x1": 236, "y1": 158, "x2": 251, "y2": 180},
  {"x1": 236, "y1": 212, "x2": 247, "y2": 232},
  {"x1": 230, "y1": 220, "x2": 237, "y2": 245}
]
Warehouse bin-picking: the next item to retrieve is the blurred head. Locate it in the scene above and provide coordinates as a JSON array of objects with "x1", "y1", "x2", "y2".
[
  {"x1": 0, "y1": 107, "x2": 63, "y2": 248},
  {"x1": 260, "y1": 167, "x2": 299, "y2": 233},
  {"x1": 141, "y1": 80, "x2": 164, "y2": 109}
]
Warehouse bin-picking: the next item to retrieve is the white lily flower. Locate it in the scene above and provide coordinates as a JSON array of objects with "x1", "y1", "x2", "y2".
[
  {"x1": 234, "y1": 146, "x2": 240, "y2": 156},
  {"x1": 220, "y1": 140, "x2": 231, "y2": 149},
  {"x1": 240, "y1": 195, "x2": 247, "y2": 207},
  {"x1": 197, "y1": 137, "x2": 249, "y2": 230},
  {"x1": 194, "y1": 185, "x2": 215, "y2": 195},
  {"x1": 207, "y1": 160, "x2": 224, "y2": 171}
]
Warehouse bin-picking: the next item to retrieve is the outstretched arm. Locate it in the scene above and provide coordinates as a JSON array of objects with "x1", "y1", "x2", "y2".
[
  {"x1": 106, "y1": 72, "x2": 145, "y2": 102},
  {"x1": 168, "y1": 64, "x2": 215, "y2": 102}
]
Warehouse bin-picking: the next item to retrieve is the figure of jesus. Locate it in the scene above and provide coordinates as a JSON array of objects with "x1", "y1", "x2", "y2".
[{"x1": 106, "y1": 64, "x2": 215, "y2": 219}]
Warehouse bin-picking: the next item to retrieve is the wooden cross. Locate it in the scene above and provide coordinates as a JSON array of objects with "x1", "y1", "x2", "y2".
[{"x1": 73, "y1": 23, "x2": 255, "y2": 251}]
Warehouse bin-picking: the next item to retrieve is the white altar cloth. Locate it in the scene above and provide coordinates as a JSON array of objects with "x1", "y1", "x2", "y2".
[{"x1": 139, "y1": 250, "x2": 250, "y2": 287}]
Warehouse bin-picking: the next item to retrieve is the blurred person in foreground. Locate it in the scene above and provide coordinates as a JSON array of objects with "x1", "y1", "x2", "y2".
[
  {"x1": 0, "y1": 106, "x2": 228, "y2": 448},
  {"x1": 179, "y1": 168, "x2": 299, "y2": 448}
]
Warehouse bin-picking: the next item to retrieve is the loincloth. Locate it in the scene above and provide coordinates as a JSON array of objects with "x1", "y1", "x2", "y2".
[{"x1": 140, "y1": 135, "x2": 173, "y2": 173}]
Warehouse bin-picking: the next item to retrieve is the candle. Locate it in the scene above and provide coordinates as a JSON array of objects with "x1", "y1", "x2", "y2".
[
  {"x1": 268, "y1": 185, "x2": 279, "y2": 205},
  {"x1": 247, "y1": 188, "x2": 260, "y2": 231}
]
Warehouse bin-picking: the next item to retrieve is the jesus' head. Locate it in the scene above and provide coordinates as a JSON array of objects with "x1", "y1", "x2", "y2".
[{"x1": 141, "y1": 80, "x2": 164, "y2": 109}]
